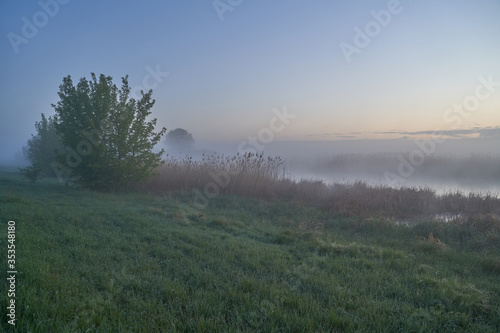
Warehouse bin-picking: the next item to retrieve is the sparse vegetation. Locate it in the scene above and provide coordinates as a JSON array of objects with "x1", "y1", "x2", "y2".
[{"x1": 1, "y1": 170, "x2": 499, "y2": 332}]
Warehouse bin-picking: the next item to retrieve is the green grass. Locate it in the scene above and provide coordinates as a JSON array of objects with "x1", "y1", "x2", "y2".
[{"x1": 0, "y1": 170, "x2": 499, "y2": 332}]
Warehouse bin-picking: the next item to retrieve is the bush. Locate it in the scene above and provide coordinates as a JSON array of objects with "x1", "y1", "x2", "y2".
[
  {"x1": 22, "y1": 113, "x2": 63, "y2": 179},
  {"x1": 51, "y1": 73, "x2": 166, "y2": 191},
  {"x1": 19, "y1": 164, "x2": 42, "y2": 183}
]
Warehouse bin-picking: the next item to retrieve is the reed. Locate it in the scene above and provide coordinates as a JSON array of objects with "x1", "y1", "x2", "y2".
[{"x1": 132, "y1": 153, "x2": 500, "y2": 221}]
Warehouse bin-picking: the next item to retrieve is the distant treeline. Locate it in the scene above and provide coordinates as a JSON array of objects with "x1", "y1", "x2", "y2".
[{"x1": 312, "y1": 153, "x2": 500, "y2": 181}]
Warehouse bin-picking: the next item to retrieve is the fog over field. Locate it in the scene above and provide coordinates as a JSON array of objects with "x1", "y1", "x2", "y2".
[
  {"x1": 1, "y1": 1, "x2": 499, "y2": 194},
  {"x1": 2, "y1": 129, "x2": 499, "y2": 196},
  {"x1": 2, "y1": 1, "x2": 499, "y2": 180},
  {"x1": 2, "y1": 2, "x2": 500, "y2": 331}
]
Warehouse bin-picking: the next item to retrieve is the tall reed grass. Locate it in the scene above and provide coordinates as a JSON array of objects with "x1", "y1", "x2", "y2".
[
  {"x1": 133, "y1": 153, "x2": 294, "y2": 199},
  {"x1": 132, "y1": 153, "x2": 500, "y2": 221}
]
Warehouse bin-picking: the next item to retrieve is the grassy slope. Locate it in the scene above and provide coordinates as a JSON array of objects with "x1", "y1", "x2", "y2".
[{"x1": 0, "y1": 171, "x2": 499, "y2": 332}]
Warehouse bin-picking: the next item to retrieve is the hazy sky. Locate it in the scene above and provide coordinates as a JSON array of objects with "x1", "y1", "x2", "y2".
[{"x1": 1, "y1": 0, "x2": 499, "y2": 162}]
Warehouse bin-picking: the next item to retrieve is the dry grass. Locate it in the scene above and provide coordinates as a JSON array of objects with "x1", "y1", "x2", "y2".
[
  {"x1": 456, "y1": 213, "x2": 500, "y2": 233},
  {"x1": 131, "y1": 153, "x2": 500, "y2": 221},
  {"x1": 133, "y1": 153, "x2": 292, "y2": 198},
  {"x1": 415, "y1": 232, "x2": 448, "y2": 253}
]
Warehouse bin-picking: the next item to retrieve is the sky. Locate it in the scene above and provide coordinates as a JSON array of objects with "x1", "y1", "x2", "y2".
[{"x1": 1, "y1": 0, "x2": 499, "y2": 163}]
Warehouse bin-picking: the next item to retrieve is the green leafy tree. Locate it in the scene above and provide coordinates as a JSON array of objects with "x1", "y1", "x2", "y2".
[
  {"x1": 52, "y1": 73, "x2": 167, "y2": 191},
  {"x1": 165, "y1": 128, "x2": 195, "y2": 151},
  {"x1": 20, "y1": 113, "x2": 63, "y2": 181}
]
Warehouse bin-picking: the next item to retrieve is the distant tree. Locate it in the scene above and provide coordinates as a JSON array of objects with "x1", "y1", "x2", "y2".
[
  {"x1": 165, "y1": 128, "x2": 194, "y2": 151},
  {"x1": 20, "y1": 113, "x2": 63, "y2": 181},
  {"x1": 52, "y1": 73, "x2": 166, "y2": 191}
]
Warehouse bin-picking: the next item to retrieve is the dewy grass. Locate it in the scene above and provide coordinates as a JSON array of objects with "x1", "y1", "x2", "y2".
[{"x1": 1, "y1": 170, "x2": 499, "y2": 332}]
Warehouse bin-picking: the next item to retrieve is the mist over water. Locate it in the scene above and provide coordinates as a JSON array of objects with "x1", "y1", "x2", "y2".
[
  {"x1": 289, "y1": 171, "x2": 500, "y2": 197},
  {"x1": 168, "y1": 137, "x2": 500, "y2": 198}
]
